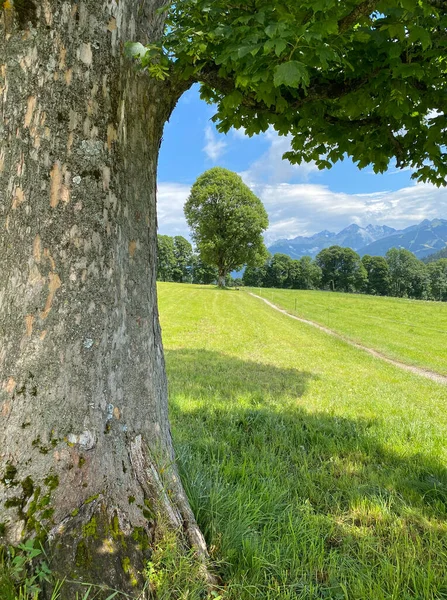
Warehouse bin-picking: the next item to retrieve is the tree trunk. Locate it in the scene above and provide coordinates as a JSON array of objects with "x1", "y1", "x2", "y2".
[
  {"x1": 218, "y1": 273, "x2": 226, "y2": 288},
  {"x1": 0, "y1": 1, "x2": 204, "y2": 596}
]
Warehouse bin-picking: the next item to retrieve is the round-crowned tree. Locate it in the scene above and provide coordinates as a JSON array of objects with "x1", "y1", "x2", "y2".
[{"x1": 184, "y1": 168, "x2": 269, "y2": 287}]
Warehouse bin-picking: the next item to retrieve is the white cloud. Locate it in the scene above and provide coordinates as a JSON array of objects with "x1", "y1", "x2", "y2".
[
  {"x1": 157, "y1": 179, "x2": 447, "y2": 245},
  {"x1": 235, "y1": 129, "x2": 447, "y2": 243},
  {"x1": 231, "y1": 127, "x2": 248, "y2": 139},
  {"x1": 157, "y1": 183, "x2": 191, "y2": 239},
  {"x1": 239, "y1": 128, "x2": 318, "y2": 185},
  {"x1": 258, "y1": 181, "x2": 447, "y2": 244},
  {"x1": 203, "y1": 124, "x2": 227, "y2": 162}
]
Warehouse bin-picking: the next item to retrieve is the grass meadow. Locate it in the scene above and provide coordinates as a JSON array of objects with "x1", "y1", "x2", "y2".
[
  {"x1": 158, "y1": 282, "x2": 447, "y2": 600},
  {"x1": 247, "y1": 288, "x2": 447, "y2": 376}
]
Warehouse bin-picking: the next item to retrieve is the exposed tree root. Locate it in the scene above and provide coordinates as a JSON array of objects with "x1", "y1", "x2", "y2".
[{"x1": 40, "y1": 437, "x2": 218, "y2": 599}]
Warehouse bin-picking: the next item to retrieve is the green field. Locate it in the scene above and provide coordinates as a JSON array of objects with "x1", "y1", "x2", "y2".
[
  {"x1": 158, "y1": 282, "x2": 447, "y2": 600},
  {"x1": 247, "y1": 288, "x2": 447, "y2": 376}
]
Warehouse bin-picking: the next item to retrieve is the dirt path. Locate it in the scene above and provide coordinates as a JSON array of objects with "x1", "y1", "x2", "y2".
[{"x1": 249, "y1": 292, "x2": 447, "y2": 386}]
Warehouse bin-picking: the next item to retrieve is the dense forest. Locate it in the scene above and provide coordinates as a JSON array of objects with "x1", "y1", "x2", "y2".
[{"x1": 158, "y1": 235, "x2": 447, "y2": 301}]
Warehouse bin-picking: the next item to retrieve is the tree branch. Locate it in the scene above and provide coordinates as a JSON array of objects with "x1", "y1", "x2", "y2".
[
  {"x1": 324, "y1": 114, "x2": 407, "y2": 166},
  {"x1": 386, "y1": 128, "x2": 406, "y2": 166},
  {"x1": 425, "y1": 0, "x2": 447, "y2": 11},
  {"x1": 198, "y1": 65, "x2": 381, "y2": 114},
  {"x1": 338, "y1": 0, "x2": 379, "y2": 32},
  {"x1": 323, "y1": 114, "x2": 382, "y2": 127}
]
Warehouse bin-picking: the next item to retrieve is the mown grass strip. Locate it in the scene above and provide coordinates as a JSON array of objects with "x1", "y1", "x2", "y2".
[
  {"x1": 247, "y1": 288, "x2": 447, "y2": 375},
  {"x1": 249, "y1": 291, "x2": 447, "y2": 386}
]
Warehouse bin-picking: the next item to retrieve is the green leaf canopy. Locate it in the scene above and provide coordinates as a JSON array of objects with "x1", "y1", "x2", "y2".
[{"x1": 139, "y1": 0, "x2": 447, "y2": 185}]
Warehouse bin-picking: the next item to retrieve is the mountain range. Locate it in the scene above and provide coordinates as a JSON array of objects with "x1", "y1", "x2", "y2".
[{"x1": 268, "y1": 219, "x2": 447, "y2": 260}]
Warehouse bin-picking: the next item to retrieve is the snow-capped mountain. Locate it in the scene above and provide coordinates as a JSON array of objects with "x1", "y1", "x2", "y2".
[
  {"x1": 268, "y1": 224, "x2": 397, "y2": 259},
  {"x1": 357, "y1": 219, "x2": 447, "y2": 259},
  {"x1": 268, "y1": 220, "x2": 447, "y2": 260}
]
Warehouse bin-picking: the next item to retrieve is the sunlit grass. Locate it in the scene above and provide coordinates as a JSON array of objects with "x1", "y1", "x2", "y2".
[
  {"x1": 159, "y1": 282, "x2": 447, "y2": 600},
  {"x1": 245, "y1": 288, "x2": 447, "y2": 375}
]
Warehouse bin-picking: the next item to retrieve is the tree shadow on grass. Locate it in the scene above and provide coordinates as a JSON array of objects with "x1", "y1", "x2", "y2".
[
  {"x1": 165, "y1": 349, "x2": 447, "y2": 599},
  {"x1": 165, "y1": 347, "x2": 315, "y2": 404}
]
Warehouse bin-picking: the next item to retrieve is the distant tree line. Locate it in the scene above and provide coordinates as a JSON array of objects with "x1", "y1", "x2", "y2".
[
  {"x1": 158, "y1": 235, "x2": 447, "y2": 301},
  {"x1": 243, "y1": 246, "x2": 447, "y2": 301},
  {"x1": 157, "y1": 235, "x2": 243, "y2": 286}
]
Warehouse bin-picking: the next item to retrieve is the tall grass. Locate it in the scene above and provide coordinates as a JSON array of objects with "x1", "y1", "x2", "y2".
[{"x1": 159, "y1": 283, "x2": 447, "y2": 600}]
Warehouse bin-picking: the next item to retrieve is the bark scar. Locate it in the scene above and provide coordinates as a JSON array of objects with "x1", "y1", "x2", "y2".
[
  {"x1": 40, "y1": 249, "x2": 62, "y2": 320},
  {"x1": 25, "y1": 314, "x2": 34, "y2": 336}
]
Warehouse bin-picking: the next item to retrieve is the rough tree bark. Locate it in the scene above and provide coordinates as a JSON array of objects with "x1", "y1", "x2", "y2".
[{"x1": 0, "y1": 1, "x2": 204, "y2": 596}]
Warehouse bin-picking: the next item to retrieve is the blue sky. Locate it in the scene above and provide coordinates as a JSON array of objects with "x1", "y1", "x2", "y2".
[{"x1": 158, "y1": 85, "x2": 447, "y2": 245}]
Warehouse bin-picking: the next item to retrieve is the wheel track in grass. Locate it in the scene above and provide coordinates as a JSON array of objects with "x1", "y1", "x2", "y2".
[{"x1": 248, "y1": 293, "x2": 447, "y2": 386}]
